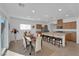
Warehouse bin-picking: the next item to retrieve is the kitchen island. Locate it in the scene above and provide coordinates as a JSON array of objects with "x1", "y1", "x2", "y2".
[{"x1": 42, "y1": 32, "x2": 66, "y2": 47}]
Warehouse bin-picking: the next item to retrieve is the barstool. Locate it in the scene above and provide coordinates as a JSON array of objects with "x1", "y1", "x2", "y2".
[
  {"x1": 49, "y1": 37, "x2": 55, "y2": 44},
  {"x1": 46, "y1": 36, "x2": 50, "y2": 42},
  {"x1": 54, "y1": 37, "x2": 62, "y2": 47},
  {"x1": 42, "y1": 35, "x2": 49, "y2": 42},
  {"x1": 42, "y1": 35, "x2": 47, "y2": 41}
]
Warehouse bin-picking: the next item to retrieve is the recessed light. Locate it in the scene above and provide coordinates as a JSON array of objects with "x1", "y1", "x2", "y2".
[
  {"x1": 58, "y1": 9, "x2": 62, "y2": 11},
  {"x1": 32, "y1": 10, "x2": 35, "y2": 14}
]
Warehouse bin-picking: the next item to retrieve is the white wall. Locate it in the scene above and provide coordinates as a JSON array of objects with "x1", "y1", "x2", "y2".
[
  {"x1": 8, "y1": 18, "x2": 47, "y2": 41},
  {"x1": 48, "y1": 23, "x2": 56, "y2": 32},
  {"x1": 0, "y1": 7, "x2": 9, "y2": 55},
  {"x1": 4, "y1": 20, "x2": 9, "y2": 48}
]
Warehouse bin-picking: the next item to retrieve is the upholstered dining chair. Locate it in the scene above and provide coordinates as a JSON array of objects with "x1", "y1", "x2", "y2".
[
  {"x1": 22, "y1": 36, "x2": 26, "y2": 49},
  {"x1": 32, "y1": 34, "x2": 42, "y2": 55}
]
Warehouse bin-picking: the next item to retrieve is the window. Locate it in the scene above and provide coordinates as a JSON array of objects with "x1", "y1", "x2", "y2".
[{"x1": 20, "y1": 24, "x2": 31, "y2": 30}]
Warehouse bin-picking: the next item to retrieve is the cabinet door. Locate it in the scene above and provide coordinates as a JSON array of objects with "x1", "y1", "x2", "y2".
[
  {"x1": 70, "y1": 33, "x2": 76, "y2": 42},
  {"x1": 36, "y1": 24, "x2": 42, "y2": 29},
  {"x1": 63, "y1": 22, "x2": 76, "y2": 29},
  {"x1": 65, "y1": 33, "x2": 71, "y2": 41},
  {"x1": 70, "y1": 22, "x2": 76, "y2": 29},
  {"x1": 65, "y1": 33, "x2": 76, "y2": 42},
  {"x1": 57, "y1": 19, "x2": 63, "y2": 28},
  {"x1": 58, "y1": 19, "x2": 63, "y2": 25}
]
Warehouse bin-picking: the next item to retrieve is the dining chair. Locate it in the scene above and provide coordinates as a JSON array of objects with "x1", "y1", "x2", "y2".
[
  {"x1": 22, "y1": 36, "x2": 26, "y2": 49},
  {"x1": 22, "y1": 36, "x2": 32, "y2": 55},
  {"x1": 24, "y1": 34, "x2": 42, "y2": 55},
  {"x1": 32, "y1": 35, "x2": 42, "y2": 55}
]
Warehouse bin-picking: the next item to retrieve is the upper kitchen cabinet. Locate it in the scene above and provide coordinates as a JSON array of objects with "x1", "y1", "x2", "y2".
[
  {"x1": 57, "y1": 19, "x2": 76, "y2": 29},
  {"x1": 63, "y1": 21, "x2": 76, "y2": 29},
  {"x1": 36, "y1": 24, "x2": 42, "y2": 29},
  {"x1": 57, "y1": 19, "x2": 63, "y2": 29}
]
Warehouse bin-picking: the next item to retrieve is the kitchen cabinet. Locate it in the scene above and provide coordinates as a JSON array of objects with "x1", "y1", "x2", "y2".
[
  {"x1": 36, "y1": 24, "x2": 42, "y2": 29},
  {"x1": 56, "y1": 19, "x2": 76, "y2": 42},
  {"x1": 65, "y1": 32, "x2": 76, "y2": 42},
  {"x1": 63, "y1": 21, "x2": 76, "y2": 29},
  {"x1": 57, "y1": 19, "x2": 63, "y2": 29}
]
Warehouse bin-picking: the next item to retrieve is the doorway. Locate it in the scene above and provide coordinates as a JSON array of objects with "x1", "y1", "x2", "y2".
[{"x1": 0, "y1": 18, "x2": 5, "y2": 55}]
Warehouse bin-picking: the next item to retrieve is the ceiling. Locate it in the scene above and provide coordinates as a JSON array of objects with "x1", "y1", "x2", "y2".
[{"x1": 0, "y1": 3, "x2": 79, "y2": 22}]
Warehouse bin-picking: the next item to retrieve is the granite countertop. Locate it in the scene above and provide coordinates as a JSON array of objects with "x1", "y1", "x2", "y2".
[{"x1": 42, "y1": 32, "x2": 66, "y2": 36}]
